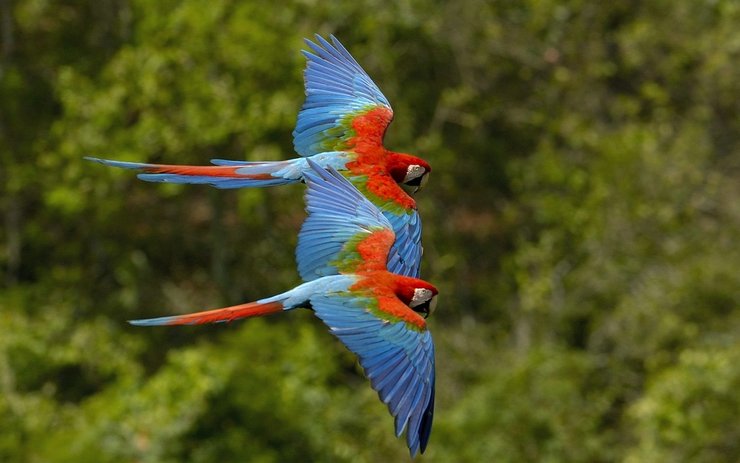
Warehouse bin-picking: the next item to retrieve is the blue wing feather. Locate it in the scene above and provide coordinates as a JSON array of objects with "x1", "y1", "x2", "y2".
[
  {"x1": 309, "y1": 294, "x2": 435, "y2": 457},
  {"x1": 296, "y1": 169, "x2": 422, "y2": 278},
  {"x1": 297, "y1": 161, "x2": 394, "y2": 280},
  {"x1": 293, "y1": 35, "x2": 393, "y2": 157},
  {"x1": 383, "y1": 209, "x2": 423, "y2": 278}
]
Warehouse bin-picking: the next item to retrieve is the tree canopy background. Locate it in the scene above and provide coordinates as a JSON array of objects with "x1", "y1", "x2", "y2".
[{"x1": 1, "y1": 1, "x2": 739, "y2": 461}]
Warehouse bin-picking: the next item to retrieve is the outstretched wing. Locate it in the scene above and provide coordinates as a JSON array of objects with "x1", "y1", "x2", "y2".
[
  {"x1": 346, "y1": 175, "x2": 423, "y2": 278},
  {"x1": 293, "y1": 35, "x2": 394, "y2": 157},
  {"x1": 297, "y1": 160, "x2": 395, "y2": 280},
  {"x1": 310, "y1": 292, "x2": 435, "y2": 457}
]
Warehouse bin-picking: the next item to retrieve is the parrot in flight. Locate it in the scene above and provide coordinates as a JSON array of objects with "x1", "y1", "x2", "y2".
[
  {"x1": 130, "y1": 160, "x2": 438, "y2": 457},
  {"x1": 86, "y1": 35, "x2": 430, "y2": 278}
]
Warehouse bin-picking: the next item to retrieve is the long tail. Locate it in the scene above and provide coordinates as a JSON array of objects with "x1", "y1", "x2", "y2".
[
  {"x1": 85, "y1": 156, "x2": 303, "y2": 189},
  {"x1": 129, "y1": 299, "x2": 285, "y2": 326}
]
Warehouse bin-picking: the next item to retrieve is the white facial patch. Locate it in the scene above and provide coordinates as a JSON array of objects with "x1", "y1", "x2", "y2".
[
  {"x1": 403, "y1": 164, "x2": 425, "y2": 183},
  {"x1": 410, "y1": 288, "x2": 433, "y2": 308}
]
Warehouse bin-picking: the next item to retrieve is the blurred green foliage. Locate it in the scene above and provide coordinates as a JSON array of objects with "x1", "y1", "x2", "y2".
[{"x1": 1, "y1": 0, "x2": 739, "y2": 461}]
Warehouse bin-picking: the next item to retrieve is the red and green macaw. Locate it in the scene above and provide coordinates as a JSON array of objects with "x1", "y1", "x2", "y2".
[
  {"x1": 130, "y1": 160, "x2": 438, "y2": 457},
  {"x1": 86, "y1": 35, "x2": 430, "y2": 278}
]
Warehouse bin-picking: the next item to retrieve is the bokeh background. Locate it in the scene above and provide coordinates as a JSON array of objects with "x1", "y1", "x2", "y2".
[{"x1": 2, "y1": 1, "x2": 740, "y2": 461}]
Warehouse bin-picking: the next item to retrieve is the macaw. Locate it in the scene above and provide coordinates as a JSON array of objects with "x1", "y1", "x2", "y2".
[
  {"x1": 86, "y1": 35, "x2": 430, "y2": 278},
  {"x1": 130, "y1": 160, "x2": 438, "y2": 457}
]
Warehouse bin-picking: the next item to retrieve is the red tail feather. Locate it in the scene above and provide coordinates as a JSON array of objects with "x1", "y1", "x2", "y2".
[
  {"x1": 143, "y1": 164, "x2": 272, "y2": 179},
  {"x1": 162, "y1": 300, "x2": 283, "y2": 325}
]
